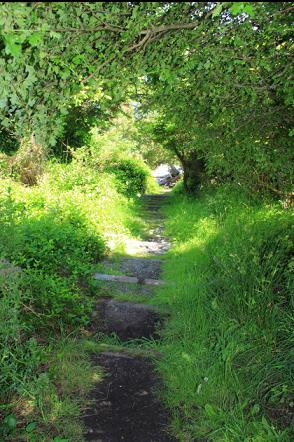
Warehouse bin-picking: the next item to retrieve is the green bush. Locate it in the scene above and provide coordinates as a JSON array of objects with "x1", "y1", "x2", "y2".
[
  {"x1": 0, "y1": 264, "x2": 44, "y2": 396},
  {"x1": 10, "y1": 213, "x2": 105, "y2": 275},
  {"x1": 0, "y1": 128, "x2": 19, "y2": 155},
  {"x1": 52, "y1": 100, "x2": 104, "y2": 161},
  {"x1": 0, "y1": 158, "x2": 146, "y2": 328},
  {"x1": 107, "y1": 156, "x2": 150, "y2": 196},
  {"x1": 0, "y1": 189, "x2": 105, "y2": 327},
  {"x1": 15, "y1": 214, "x2": 104, "y2": 325},
  {"x1": 0, "y1": 160, "x2": 144, "y2": 440}
]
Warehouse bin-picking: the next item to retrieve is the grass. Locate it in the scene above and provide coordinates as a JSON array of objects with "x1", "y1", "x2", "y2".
[
  {"x1": 1, "y1": 334, "x2": 103, "y2": 442},
  {"x1": 155, "y1": 184, "x2": 293, "y2": 441},
  {"x1": 1, "y1": 153, "x2": 293, "y2": 441},
  {"x1": 0, "y1": 157, "x2": 149, "y2": 441}
]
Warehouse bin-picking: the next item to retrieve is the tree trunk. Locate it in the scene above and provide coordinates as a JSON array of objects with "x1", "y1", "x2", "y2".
[
  {"x1": 182, "y1": 153, "x2": 204, "y2": 193},
  {"x1": 173, "y1": 148, "x2": 205, "y2": 193}
]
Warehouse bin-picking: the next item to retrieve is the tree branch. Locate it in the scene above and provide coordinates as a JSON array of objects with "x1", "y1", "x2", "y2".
[
  {"x1": 128, "y1": 30, "x2": 153, "y2": 52},
  {"x1": 9, "y1": 21, "x2": 199, "y2": 35},
  {"x1": 140, "y1": 21, "x2": 199, "y2": 35}
]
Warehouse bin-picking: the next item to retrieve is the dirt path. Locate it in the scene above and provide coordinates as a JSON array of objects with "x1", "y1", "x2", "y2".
[{"x1": 83, "y1": 193, "x2": 176, "y2": 442}]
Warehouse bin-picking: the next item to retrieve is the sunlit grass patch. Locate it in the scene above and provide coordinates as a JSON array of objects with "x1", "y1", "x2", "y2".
[
  {"x1": 0, "y1": 157, "x2": 150, "y2": 440},
  {"x1": 155, "y1": 185, "x2": 294, "y2": 441}
]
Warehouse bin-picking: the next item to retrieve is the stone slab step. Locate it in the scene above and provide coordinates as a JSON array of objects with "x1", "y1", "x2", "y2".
[
  {"x1": 142, "y1": 208, "x2": 163, "y2": 213},
  {"x1": 143, "y1": 199, "x2": 167, "y2": 203},
  {"x1": 83, "y1": 352, "x2": 176, "y2": 441},
  {"x1": 94, "y1": 273, "x2": 165, "y2": 286},
  {"x1": 142, "y1": 194, "x2": 170, "y2": 199},
  {"x1": 91, "y1": 299, "x2": 163, "y2": 340},
  {"x1": 93, "y1": 279, "x2": 156, "y2": 297},
  {"x1": 100, "y1": 257, "x2": 163, "y2": 280},
  {"x1": 143, "y1": 198, "x2": 168, "y2": 202},
  {"x1": 123, "y1": 239, "x2": 170, "y2": 255},
  {"x1": 142, "y1": 201, "x2": 164, "y2": 205},
  {"x1": 142, "y1": 215, "x2": 165, "y2": 221}
]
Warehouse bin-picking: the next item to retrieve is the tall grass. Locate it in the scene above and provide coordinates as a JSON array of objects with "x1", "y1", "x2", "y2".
[{"x1": 156, "y1": 184, "x2": 293, "y2": 441}]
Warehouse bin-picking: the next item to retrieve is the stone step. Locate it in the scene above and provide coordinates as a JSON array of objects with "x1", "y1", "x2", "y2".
[
  {"x1": 93, "y1": 279, "x2": 156, "y2": 297},
  {"x1": 143, "y1": 199, "x2": 168, "y2": 202},
  {"x1": 83, "y1": 352, "x2": 176, "y2": 441},
  {"x1": 142, "y1": 205, "x2": 166, "y2": 208},
  {"x1": 94, "y1": 273, "x2": 165, "y2": 286},
  {"x1": 142, "y1": 197, "x2": 168, "y2": 202},
  {"x1": 141, "y1": 213, "x2": 165, "y2": 220},
  {"x1": 142, "y1": 207, "x2": 162, "y2": 212},
  {"x1": 143, "y1": 205, "x2": 166, "y2": 209},
  {"x1": 91, "y1": 299, "x2": 163, "y2": 340},
  {"x1": 100, "y1": 257, "x2": 163, "y2": 280},
  {"x1": 143, "y1": 196, "x2": 169, "y2": 199},
  {"x1": 123, "y1": 239, "x2": 170, "y2": 255},
  {"x1": 143, "y1": 204, "x2": 162, "y2": 208},
  {"x1": 143, "y1": 236, "x2": 167, "y2": 244},
  {"x1": 142, "y1": 211, "x2": 165, "y2": 216},
  {"x1": 142, "y1": 202, "x2": 168, "y2": 207},
  {"x1": 147, "y1": 229, "x2": 166, "y2": 234},
  {"x1": 142, "y1": 193, "x2": 170, "y2": 197},
  {"x1": 146, "y1": 222, "x2": 166, "y2": 229},
  {"x1": 143, "y1": 197, "x2": 167, "y2": 201}
]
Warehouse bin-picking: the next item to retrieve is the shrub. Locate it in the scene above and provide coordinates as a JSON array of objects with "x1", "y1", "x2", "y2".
[
  {"x1": 52, "y1": 100, "x2": 104, "y2": 161},
  {"x1": 0, "y1": 128, "x2": 19, "y2": 155},
  {"x1": 8, "y1": 212, "x2": 105, "y2": 326},
  {"x1": 0, "y1": 196, "x2": 105, "y2": 327},
  {"x1": 0, "y1": 159, "x2": 144, "y2": 327},
  {"x1": 10, "y1": 135, "x2": 46, "y2": 185},
  {"x1": 107, "y1": 156, "x2": 150, "y2": 196},
  {"x1": 10, "y1": 213, "x2": 105, "y2": 275},
  {"x1": 0, "y1": 262, "x2": 44, "y2": 396},
  {"x1": 0, "y1": 158, "x2": 145, "y2": 440}
]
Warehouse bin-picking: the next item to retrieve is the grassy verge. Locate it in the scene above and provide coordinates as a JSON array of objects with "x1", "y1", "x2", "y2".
[
  {"x1": 0, "y1": 159, "x2": 148, "y2": 441},
  {"x1": 155, "y1": 184, "x2": 293, "y2": 441}
]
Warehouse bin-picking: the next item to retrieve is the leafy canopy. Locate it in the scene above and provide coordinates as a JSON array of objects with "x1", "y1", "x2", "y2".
[{"x1": 0, "y1": 2, "x2": 293, "y2": 192}]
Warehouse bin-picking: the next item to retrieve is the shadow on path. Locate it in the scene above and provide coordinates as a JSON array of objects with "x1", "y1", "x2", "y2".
[{"x1": 83, "y1": 193, "x2": 177, "y2": 442}]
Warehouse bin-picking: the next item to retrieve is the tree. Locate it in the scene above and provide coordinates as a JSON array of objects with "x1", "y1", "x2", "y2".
[
  {"x1": 0, "y1": 2, "x2": 293, "y2": 193},
  {"x1": 136, "y1": 2, "x2": 294, "y2": 193}
]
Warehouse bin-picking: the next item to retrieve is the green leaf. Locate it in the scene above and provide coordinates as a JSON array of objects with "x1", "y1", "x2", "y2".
[
  {"x1": 251, "y1": 404, "x2": 260, "y2": 415},
  {"x1": 49, "y1": 31, "x2": 62, "y2": 39},
  {"x1": 181, "y1": 352, "x2": 192, "y2": 362},
  {"x1": 244, "y1": 4, "x2": 255, "y2": 16},
  {"x1": 204, "y1": 404, "x2": 216, "y2": 417},
  {"x1": 230, "y1": 2, "x2": 244, "y2": 15},
  {"x1": 4, "y1": 413, "x2": 17, "y2": 430},
  {"x1": 0, "y1": 97, "x2": 7, "y2": 109},
  {"x1": 212, "y1": 3, "x2": 223, "y2": 17},
  {"x1": 28, "y1": 31, "x2": 43, "y2": 47},
  {"x1": 53, "y1": 438, "x2": 69, "y2": 442},
  {"x1": 233, "y1": 36, "x2": 243, "y2": 47},
  {"x1": 60, "y1": 69, "x2": 71, "y2": 80},
  {"x1": 72, "y1": 54, "x2": 85, "y2": 65},
  {"x1": 5, "y1": 35, "x2": 22, "y2": 57},
  {"x1": 26, "y1": 421, "x2": 37, "y2": 432}
]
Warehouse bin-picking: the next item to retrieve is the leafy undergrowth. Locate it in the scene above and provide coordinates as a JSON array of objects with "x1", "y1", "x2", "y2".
[
  {"x1": 155, "y1": 184, "x2": 293, "y2": 441},
  {"x1": 0, "y1": 159, "x2": 148, "y2": 441}
]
